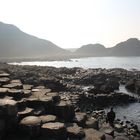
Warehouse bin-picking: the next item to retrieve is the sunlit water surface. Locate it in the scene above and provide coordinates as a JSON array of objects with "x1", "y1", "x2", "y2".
[
  {"x1": 10, "y1": 57, "x2": 140, "y2": 70},
  {"x1": 9, "y1": 57, "x2": 140, "y2": 129}
]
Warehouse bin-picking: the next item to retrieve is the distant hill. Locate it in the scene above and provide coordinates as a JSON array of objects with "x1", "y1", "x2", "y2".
[
  {"x1": 0, "y1": 21, "x2": 140, "y2": 60},
  {"x1": 75, "y1": 38, "x2": 140, "y2": 57},
  {"x1": 75, "y1": 44, "x2": 107, "y2": 57},
  {"x1": 0, "y1": 22, "x2": 68, "y2": 59},
  {"x1": 108, "y1": 38, "x2": 140, "y2": 56}
]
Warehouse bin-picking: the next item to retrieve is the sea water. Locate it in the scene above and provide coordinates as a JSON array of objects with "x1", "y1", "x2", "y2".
[{"x1": 10, "y1": 57, "x2": 140, "y2": 70}]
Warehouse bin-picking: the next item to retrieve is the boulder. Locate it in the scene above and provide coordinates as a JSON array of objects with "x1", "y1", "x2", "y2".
[
  {"x1": 26, "y1": 96, "x2": 53, "y2": 114},
  {"x1": 23, "y1": 90, "x2": 32, "y2": 98},
  {"x1": 33, "y1": 106, "x2": 46, "y2": 116},
  {"x1": 26, "y1": 96, "x2": 52, "y2": 106},
  {"x1": 105, "y1": 134, "x2": 113, "y2": 140},
  {"x1": 3, "y1": 83, "x2": 23, "y2": 89},
  {"x1": 8, "y1": 89, "x2": 24, "y2": 99},
  {"x1": 41, "y1": 122, "x2": 67, "y2": 140},
  {"x1": 85, "y1": 117, "x2": 99, "y2": 130},
  {"x1": 46, "y1": 92, "x2": 60, "y2": 103},
  {"x1": 18, "y1": 107, "x2": 34, "y2": 120},
  {"x1": 114, "y1": 124, "x2": 124, "y2": 133},
  {"x1": 39, "y1": 115, "x2": 57, "y2": 124},
  {"x1": 32, "y1": 88, "x2": 51, "y2": 95},
  {"x1": 92, "y1": 110, "x2": 105, "y2": 118},
  {"x1": 19, "y1": 116, "x2": 41, "y2": 126},
  {"x1": 34, "y1": 86, "x2": 46, "y2": 89},
  {"x1": 43, "y1": 78, "x2": 66, "y2": 91},
  {"x1": 127, "y1": 128, "x2": 138, "y2": 136},
  {"x1": 0, "y1": 98, "x2": 18, "y2": 132},
  {"x1": 55, "y1": 101, "x2": 75, "y2": 121},
  {"x1": 31, "y1": 91, "x2": 44, "y2": 98},
  {"x1": 10, "y1": 79, "x2": 21, "y2": 84},
  {"x1": 16, "y1": 98, "x2": 27, "y2": 109},
  {"x1": 19, "y1": 116, "x2": 41, "y2": 137},
  {"x1": 83, "y1": 128, "x2": 105, "y2": 140},
  {"x1": 26, "y1": 97, "x2": 41, "y2": 107},
  {"x1": 39, "y1": 96, "x2": 53, "y2": 114},
  {"x1": 100, "y1": 80, "x2": 119, "y2": 93},
  {"x1": 23, "y1": 84, "x2": 33, "y2": 90},
  {"x1": 0, "y1": 73, "x2": 10, "y2": 78},
  {"x1": 74, "y1": 112, "x2": 87, "y2": 127},
  {"x1": 66, "y1": 123, "x2": 85, "y2": 139},
  {"x1": 100, "y1": 124, "x2": 114, "y2": 137},
  {"x1": 0, "y1": 88, "x2": 9, "y2": 98},
  {"x1": 96, "y1": 94, "x2": 109, "y2": 105},
  {"x1": 125, "y1": 79, "x2": 136, "y2": 91},
  {"x1": 0, "y1": 77, "x2": 10, "y2": 85},
  {"x1": 31, "y1": 88, "x2": 41, "y2": 92},
  {"x1": 0, "y1": 98, "x2": 17, "y2": 116}
]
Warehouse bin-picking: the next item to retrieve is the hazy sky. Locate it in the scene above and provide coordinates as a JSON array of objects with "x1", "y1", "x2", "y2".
[{"x1": 0, "y1": 0, "x2": 140, "y2": 48}]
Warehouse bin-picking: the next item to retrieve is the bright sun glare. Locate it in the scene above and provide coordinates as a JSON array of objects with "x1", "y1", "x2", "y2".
[{"x1": 0, "y1": 0, "x2": 140, "y2": 48}]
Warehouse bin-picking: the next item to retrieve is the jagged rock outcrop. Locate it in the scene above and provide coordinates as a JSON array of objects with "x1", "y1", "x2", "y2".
[
  {"x1": 41, "y1": 122, "x2": 67, "y2": 139},
  {"x1": 125, "y1": 79, "x2": 140, "y2": 95},
  {"x1": 66, "y1": 123, "x2": 85, "y2": 139},
  {"x1": 0, "y1": 65, "x2": 139, "y2": 140}
]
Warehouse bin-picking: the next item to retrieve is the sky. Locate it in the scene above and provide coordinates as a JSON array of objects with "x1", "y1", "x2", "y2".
[{"x1": 0, "y1": 0, "x2": 140, "y2": 49}]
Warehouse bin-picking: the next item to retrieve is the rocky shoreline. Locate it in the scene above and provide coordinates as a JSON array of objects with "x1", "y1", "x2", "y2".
[{"x1": 0, "y1": 63, "x2": 140, "y2": 140}]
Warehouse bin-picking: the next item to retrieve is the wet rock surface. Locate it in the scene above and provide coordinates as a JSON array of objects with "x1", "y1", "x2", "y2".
[
  {"x1": 66, "y1": 123, "x2": 85, "y2": 139},
  {"x1": 0, "y1": 63, "x2": 139, "y2": 139}
]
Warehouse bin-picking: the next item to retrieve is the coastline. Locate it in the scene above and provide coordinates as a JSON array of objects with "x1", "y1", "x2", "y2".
[
  {"x1": 0, "y1": 63, "x2": 140, "y2": 139},
  {"x1": 1, "y1": 55, "x2": 140, "y2": 63}
]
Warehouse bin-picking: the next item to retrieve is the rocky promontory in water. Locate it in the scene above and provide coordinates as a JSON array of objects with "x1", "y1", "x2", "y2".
[{"x1": 0, "y1": 63, "x2": 140, "y2": 140}]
